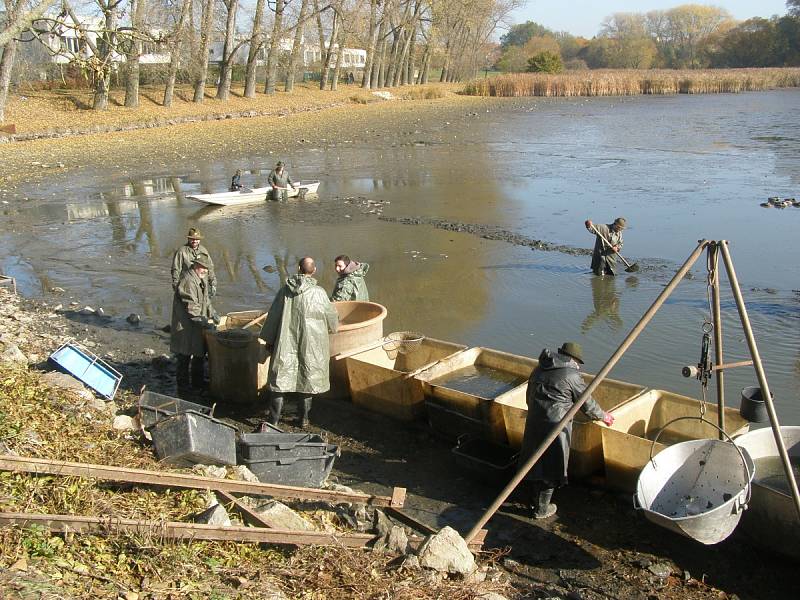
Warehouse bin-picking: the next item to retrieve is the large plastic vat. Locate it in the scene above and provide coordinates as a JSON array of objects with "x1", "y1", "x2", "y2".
[
  {"x1": 497, "y1": 373, "x2": 645, "y2": 479},
  {"x1": 149, "y1": 411, "x2": 237, "y2": 467},
  {"x1": 138, "y1": 390, "x2": 211, "y2": 429},
  {"x1": 416, "y1": 347, "x2": 538, "y2": 444},
  {"x1": 345, "y1": 337, "x2": 467, "y2": 421},
  {"x1": 328, "y1": 301, "x2": 388, "y2": 393},
  {"x1": 601, "y1": 389, "x2": 750, "y2": 491},
  {"x1": 206, "y1": 310, "x2": 270, "y2": 405},
  {"x1": 240, "y1": 445, "x2": 339, "y2": 487}
]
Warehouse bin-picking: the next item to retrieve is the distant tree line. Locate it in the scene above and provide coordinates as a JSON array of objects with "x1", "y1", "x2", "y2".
[{"x1": 496, "y1": 2, "x2": 800, "y2": 74}]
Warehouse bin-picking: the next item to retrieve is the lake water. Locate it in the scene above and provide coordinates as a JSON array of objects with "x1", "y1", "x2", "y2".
[{"x1": 1, "y1": 90, "x2": 799, "y2": 423}]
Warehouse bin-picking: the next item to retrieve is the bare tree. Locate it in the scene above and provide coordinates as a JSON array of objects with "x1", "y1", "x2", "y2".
[
  {"x1": 192, "y1": 0, "x2": 214, "y2": 102},
  {"x1": 1, "y1": 0, "x2": 26, "y2": 122},
  {"x1": 124, "y1": 0, "x2": 146, "y2": 107},
  {"x1": 216, "y1": 0, "x2": 240, "y2": 99},
  {"x1": 0, "y1": 0, "x2": 56, "y2": 47},
  {"x1": 263, "y1": 0, "x2": 286, "y2": 94},
  {"x1": 285, "y1": 0, "x2": 308, "y2": 91},
  {"x1": 243, "y1": 0, "x2": 265, "y2": 97},
  {"x1": 319, "y1": 4, "x2": 337, "y2": 89},
  {"x1": 163, "y1": 0, "x2": 192, "y2": 106}
]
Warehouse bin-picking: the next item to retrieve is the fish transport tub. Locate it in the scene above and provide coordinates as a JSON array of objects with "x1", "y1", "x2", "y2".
[
  {"x1": 149, "y1": 410, "x2": 237, "y2": 467},
  {"x1": 206, "y1": 310, "x2": 270, "y2": 405},
  {"x1": 497, "y1": 373, "x2": 645, "y2": 479},
  {"x1": 601, "y1": 389, "x2": 750, "y2": 492},
  {"x1": 238, "y1": 432, "x2": 330, "y2": 461},
  {"x1": 416, "y1": 347, "x2": 539, "y2": 444},
  {"x1": 344, "y1": 337, "x2": 466, "y2": 421},
  {"x1": 451, "y1": 435, "x2": 520, "y2": 486},
  {"x1": 329, "y1": 301, "x2": 388, "y2": 394},
  {"x1": 239, "y1": 445, "x2": 339, "y2": 488},
  {"x1": 138, "y1": 390, "x2": 212, "y2": 429}
]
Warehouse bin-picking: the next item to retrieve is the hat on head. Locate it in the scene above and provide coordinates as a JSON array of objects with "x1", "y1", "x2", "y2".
[
  {"x1": 187, "y1": 227, "x2": 203, "y2": 240},
  {"x1": 192, "y1": 257, "x2": 210, "y2": 270},
  {"x1": 613, "y1": 217, "x2": 627, "y2": 229},
  {"x1": 558, "y1": 342, "x2": 584, "y2": 364},
  {"x1": 276, "y1": 161, "x2": 284, "y2": 167}
]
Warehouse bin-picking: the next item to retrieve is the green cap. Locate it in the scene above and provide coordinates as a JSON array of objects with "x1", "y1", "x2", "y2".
[
  {"x1": 192, "y1": 257, "x2": 210, "y2": 270},
  {"x1": 187, "y1": 227, "x2": 203, "y2": 240},
  {"x1": 613, "y1": 217, "x2": 627, "y2": 229},
  {"x1": 558, "y1": 342, "x2": 584, "y2": 364}
]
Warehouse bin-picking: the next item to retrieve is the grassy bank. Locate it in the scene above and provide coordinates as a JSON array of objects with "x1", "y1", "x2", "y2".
[{"x1": 462, "y1": 68, "x2": 800, "y2": 97}]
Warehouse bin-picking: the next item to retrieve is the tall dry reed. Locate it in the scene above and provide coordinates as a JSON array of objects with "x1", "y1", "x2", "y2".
[{"x1": 462, "y1": 68, "x2": 800, "y2": 97}]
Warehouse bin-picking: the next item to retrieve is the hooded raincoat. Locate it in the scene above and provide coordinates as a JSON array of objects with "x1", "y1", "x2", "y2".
[
  {"x1": 172, "y1": 243, "x2": 217, "y2": 295},
  {"x1": 260, "y1": 274, "x2": 339, "y2": 394},
  {"x1": 589, "y1": 222, "x2": 623, "y2": 276},
  {"x1": 170, "y1": 269, "x2": 215, "y2": 356},
  {"x1": 520, "y1": 349, "x2": 607, "y2": 486},
  {"x1": 330, "y1": 262, "x2": 370, "y2": 302}
]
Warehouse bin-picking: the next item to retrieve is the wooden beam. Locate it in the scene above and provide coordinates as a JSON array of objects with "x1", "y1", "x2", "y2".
[
  {"x1": 214, "y1": 490, "x2": 274, "y2": 529},
  {"x1": 386, "y1": 507, "x2": 437, "y2": 535},
  {"x1": 0, "y1": 455, "x2": 404, "y2": 507},
  {"x1": 0, "y1": 512, "x2": 377, "y2": 547}
]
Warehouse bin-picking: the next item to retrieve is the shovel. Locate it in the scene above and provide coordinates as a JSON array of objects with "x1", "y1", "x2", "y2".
[{"x1": 588, "y1": 223, "x2": 639, "y2": 273}]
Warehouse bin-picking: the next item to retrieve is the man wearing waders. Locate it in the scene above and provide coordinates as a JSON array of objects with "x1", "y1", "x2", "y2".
[
  {"x1": 260, "y1": 257, "x2": 339, "y2": 427},
  {"x1": 585, "y1": 217, "x2": 626, "y2": 276},
  {"x1": 170, "y1": 258, "x2": 220, "y2": 392},
  {"x1": 267, "y1": 161, "x2": 295, "y2": 201},
  {"x1": 330, "y1": 255, "x2": 370, "y2": 302},
  {"x1": 520, "y1": 343, "x2": 614, "y2": 519},
  {"x1": 172, "y1": 228, "x2": 217, "y2": 297}
]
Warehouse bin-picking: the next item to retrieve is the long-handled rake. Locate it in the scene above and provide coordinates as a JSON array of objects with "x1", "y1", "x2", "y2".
[{"x1": 589, "y1": 223, "x2": 639, "y2": 273}]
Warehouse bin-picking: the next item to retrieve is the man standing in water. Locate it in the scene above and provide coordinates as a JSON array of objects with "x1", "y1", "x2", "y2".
[
  {"x1": 585, "y1": 217, "x2": 626, "y2": 276},
  {"x1": 268, "y1": 161, "x2": 295, "y2": 201},
  {"x1": 170, "y1": 258, "x2": 219, "y2": 392},
  {"x1": 260, "y1": 257, "x2": 339, "y2": 427},
  {"x1": 172, "y1": 228, "x2": 217, "y2": 297},
  {"x1": 520, "y1": 343, "x2": 614, "y2": 519},
  {"x1": 330, "y1": 255, "x2": 370, "y2": 302}
]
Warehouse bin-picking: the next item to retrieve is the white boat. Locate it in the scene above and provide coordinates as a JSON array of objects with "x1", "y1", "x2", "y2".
[{"x1": 187, "y1": 181, "x2": 320, "y2": 206}]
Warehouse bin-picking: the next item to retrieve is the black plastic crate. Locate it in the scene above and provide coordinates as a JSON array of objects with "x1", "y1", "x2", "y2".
[
  {"x1": 237, "y1": 432, "x2": 329, "y2": 462},
  {"x1": 240, "y1": 444, "x2": 339, "y2": 487},
  {"x1": 451, "y1": 436, "x2": 519, "y2": 485},
  {"x1": 138, "y1": 390, "x2": 212, "y2": 429},
  {"x1": 425, "y1": 399, "x2": 495, "y2": 442},
  {"x1": 149, "y1": 410, "x2": 237, "y2": 467}
]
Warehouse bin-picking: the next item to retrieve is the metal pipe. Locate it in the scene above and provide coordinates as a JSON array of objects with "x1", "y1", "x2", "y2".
[
  {"x1": 713, "y1": 360, "x2": 753, "y2": 371},
  {"x1": 463, "y1": 240, "x2": 710, "y2": 544},
  {"x1": 710, "y1": 242, "x2": 725, "y2": 440},
  {"x1": 719, "y1": 241, "x2": 800, "y2": 521}
]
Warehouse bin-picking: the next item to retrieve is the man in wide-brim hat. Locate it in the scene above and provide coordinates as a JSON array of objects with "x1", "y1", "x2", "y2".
[
  {"x1": 519, "y1": 342, "x2": 614, "y2": 519},
  {"x1": 170, "y1": 257, "x2": 220, "y2": 391},
  {"x1": 171, "y1": 227, "x2": 218, "y2": 297},
  {"x1": 585, "y1": 217, "x2": 627, "y2": 276}
]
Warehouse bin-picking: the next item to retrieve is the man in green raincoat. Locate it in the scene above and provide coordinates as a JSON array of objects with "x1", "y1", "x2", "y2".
[
  {"x1": 585, "y1": 217, "x2": 626, "y2": 276},
  {"x1": 260, "y1": 257, "x2": 339, "y2": 426},
  {"x1": 330, "y1": 255, "x2": 370, "y2": 302},
  {"x1": 520, "y1": 342, "x2": 614, "y2": 519},
  {"x1": 267, "y1": 161, "x2": 295, "y2": 202},
  {"x1": 170, "y1": 257, "x2": 220, "y2": 390},
  {"x1": 172, "y1": 228, "x2": 218, "y2": 297}
]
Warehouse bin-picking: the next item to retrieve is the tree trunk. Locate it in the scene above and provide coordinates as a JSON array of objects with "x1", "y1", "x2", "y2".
[
  {"x1": 360, "y1": 0, "x2": 378, "y2": 88},
  {"x1": 314, "y1": 0, "x2": 326, "y2": 67},
  {"x1": 330, "y1": 27, "x2": 344, "y2": 91},
  {"x1": 285, "y1": 0, "x2": 308, "y2": 92},
  {"x1": 370, "y1": 17, "x2": 387, "y2": 88},
  {"x1": 193, "y1": 0, "x2": 215, "y2": 103},
  {"x1": 406, "y1": 20, "x2": 417, "y2": 85},
  {"x1": 0, "y1": 37, "x2": 18, "y2": 123},
  {"x1": 419, "y1": 41, "x2": 431, "y2": 83},
  {"x1": 243, "y1": 0, "x2": 266, "y2": 97},
  {"x1": 264, "y1": 0, "x2": 285, "y2": 94},
  {"x1": 124, "y1": 0, "x2": 146, "y2": 107},
  {"x1": 319, "y1": 9, "x2": 338, "y2": 90},
  {"x1": 163, "y1": 0, "x2": 192, "y2": 106},
  {"x1": 93, "y1": 6, "x2": 119, "y2": 110},
  {"x1": 385, "y1": 28, "x2": 399, "y2": 87},
  {"x1": 216, "y1": 0, "x2": 240, "y2": 99}
]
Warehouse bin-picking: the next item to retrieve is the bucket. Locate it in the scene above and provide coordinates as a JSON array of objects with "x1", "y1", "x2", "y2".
[
  {"x1": 206, "y1": 313, "x2": 270, "y2": 405},
  {"x1": 740, "y1": 386, "x2": 769, "y2": 423},
  {"x1": 634, "y1": 438, "x2": 754, "y2": 545}
]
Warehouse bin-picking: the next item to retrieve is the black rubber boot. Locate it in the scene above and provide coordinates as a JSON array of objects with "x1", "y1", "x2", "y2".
[
  {"x1": 190, "y1": 356, "x2": 206, "y2": 389},
  {"x1": 268, "y1": 394, "x2": 284, "y2": 426},
  {"x1": 300, "y1": 396, "x2": 312, "y2": 428},
  {"x1": 176, "y1": 354, "x2": 191, "y2": 390},
  {"x1": 534, "y1": 487, "x2": 557, "y2": 520}
]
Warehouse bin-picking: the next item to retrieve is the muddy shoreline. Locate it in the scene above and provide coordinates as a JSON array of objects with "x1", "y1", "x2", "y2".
[{"x1": 1, "y1": 288, "x2": 797, "y2": 600}]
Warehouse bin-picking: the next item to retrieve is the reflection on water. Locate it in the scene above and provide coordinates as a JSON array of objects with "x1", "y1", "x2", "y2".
[{"x1": 1, "y1": 91, "x2": 799, "y2": 423}]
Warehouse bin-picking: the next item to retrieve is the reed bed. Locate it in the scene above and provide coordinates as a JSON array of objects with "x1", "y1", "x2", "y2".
[{"x1": 462, "y1": 68, "x2": 800, "y2": 97}]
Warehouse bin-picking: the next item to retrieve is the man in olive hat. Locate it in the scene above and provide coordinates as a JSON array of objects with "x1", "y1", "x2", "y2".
[
  {"x1": 585, "y1": 217, "x2": 627, "y2": 276},
  {"x1": 260, "y1": 257, "x2": 338, "y2": 427},
  {"x1": 171, "y1": 227, "x2": 218, "y2": 297},
  {"x1": 267, "y1": 161, "x2": 295, "y2": 202},
  {"x1": 170, "y1": 257, "x2": 220, "y2": 391},
  {"x1": 519, "y1": 342, "x2": 614, "y2": 519}
]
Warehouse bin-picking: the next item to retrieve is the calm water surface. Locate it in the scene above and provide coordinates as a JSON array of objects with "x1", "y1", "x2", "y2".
[{"x1": 2, "y1": 90, "x2": 799, "y2": 422}]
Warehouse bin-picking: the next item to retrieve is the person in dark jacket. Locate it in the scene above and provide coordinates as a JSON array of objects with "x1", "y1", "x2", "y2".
[
  {"x1": 230, "y1": 169, "x2": 244, "y2": 191},
  {"x1": 171, "y1": 228, "x2": 217, "y2": 297},
  {"x1": 267, "y1": 161, "x2": 295, "y2": 201},
  {"x1": 170, "y1": 258, "x2": 220, "y2": 391},
  {"x1": 520, "y1": 342, "x2": 614, "y2": 519},
  {"x1": 585, "y1": 217, "x2": 626, "y2": 276}
]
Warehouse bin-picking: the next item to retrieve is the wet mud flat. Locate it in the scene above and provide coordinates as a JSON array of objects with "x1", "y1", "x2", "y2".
[{"x1": 2, "y1": 292, "x2": 797, "y2": 600}]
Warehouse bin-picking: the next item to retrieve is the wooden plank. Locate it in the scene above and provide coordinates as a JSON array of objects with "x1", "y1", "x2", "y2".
[
  {"x1": 385, "y1": 507, "x2": 437, "y2": 535},
  {"x1": 214, "y1": 490, "x2": 273, "y2": 529},
  {"x1": 0, "y1": 512, "x2": 377, "y2": 547},
  {"x1": 390, "y1": 487, "x2": 407, "y2": 508},
  {"x1": 0, "y1": 455, "x2": 404, "y2": 507}
]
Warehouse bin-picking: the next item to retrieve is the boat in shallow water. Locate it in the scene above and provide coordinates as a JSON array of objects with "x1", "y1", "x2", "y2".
[{"x1": 187, "y1": 181, "x2": 320, "y2": 206}]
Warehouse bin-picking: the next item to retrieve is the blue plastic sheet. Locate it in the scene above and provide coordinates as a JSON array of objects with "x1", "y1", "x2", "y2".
[{"x1": 49, "y1": 343, "x2": 122, "y2": 399}]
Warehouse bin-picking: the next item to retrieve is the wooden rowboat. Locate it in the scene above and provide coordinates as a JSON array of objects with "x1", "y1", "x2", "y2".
[{"x1": 187, "y1": 181, "x2": 320, "y2": 206}]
